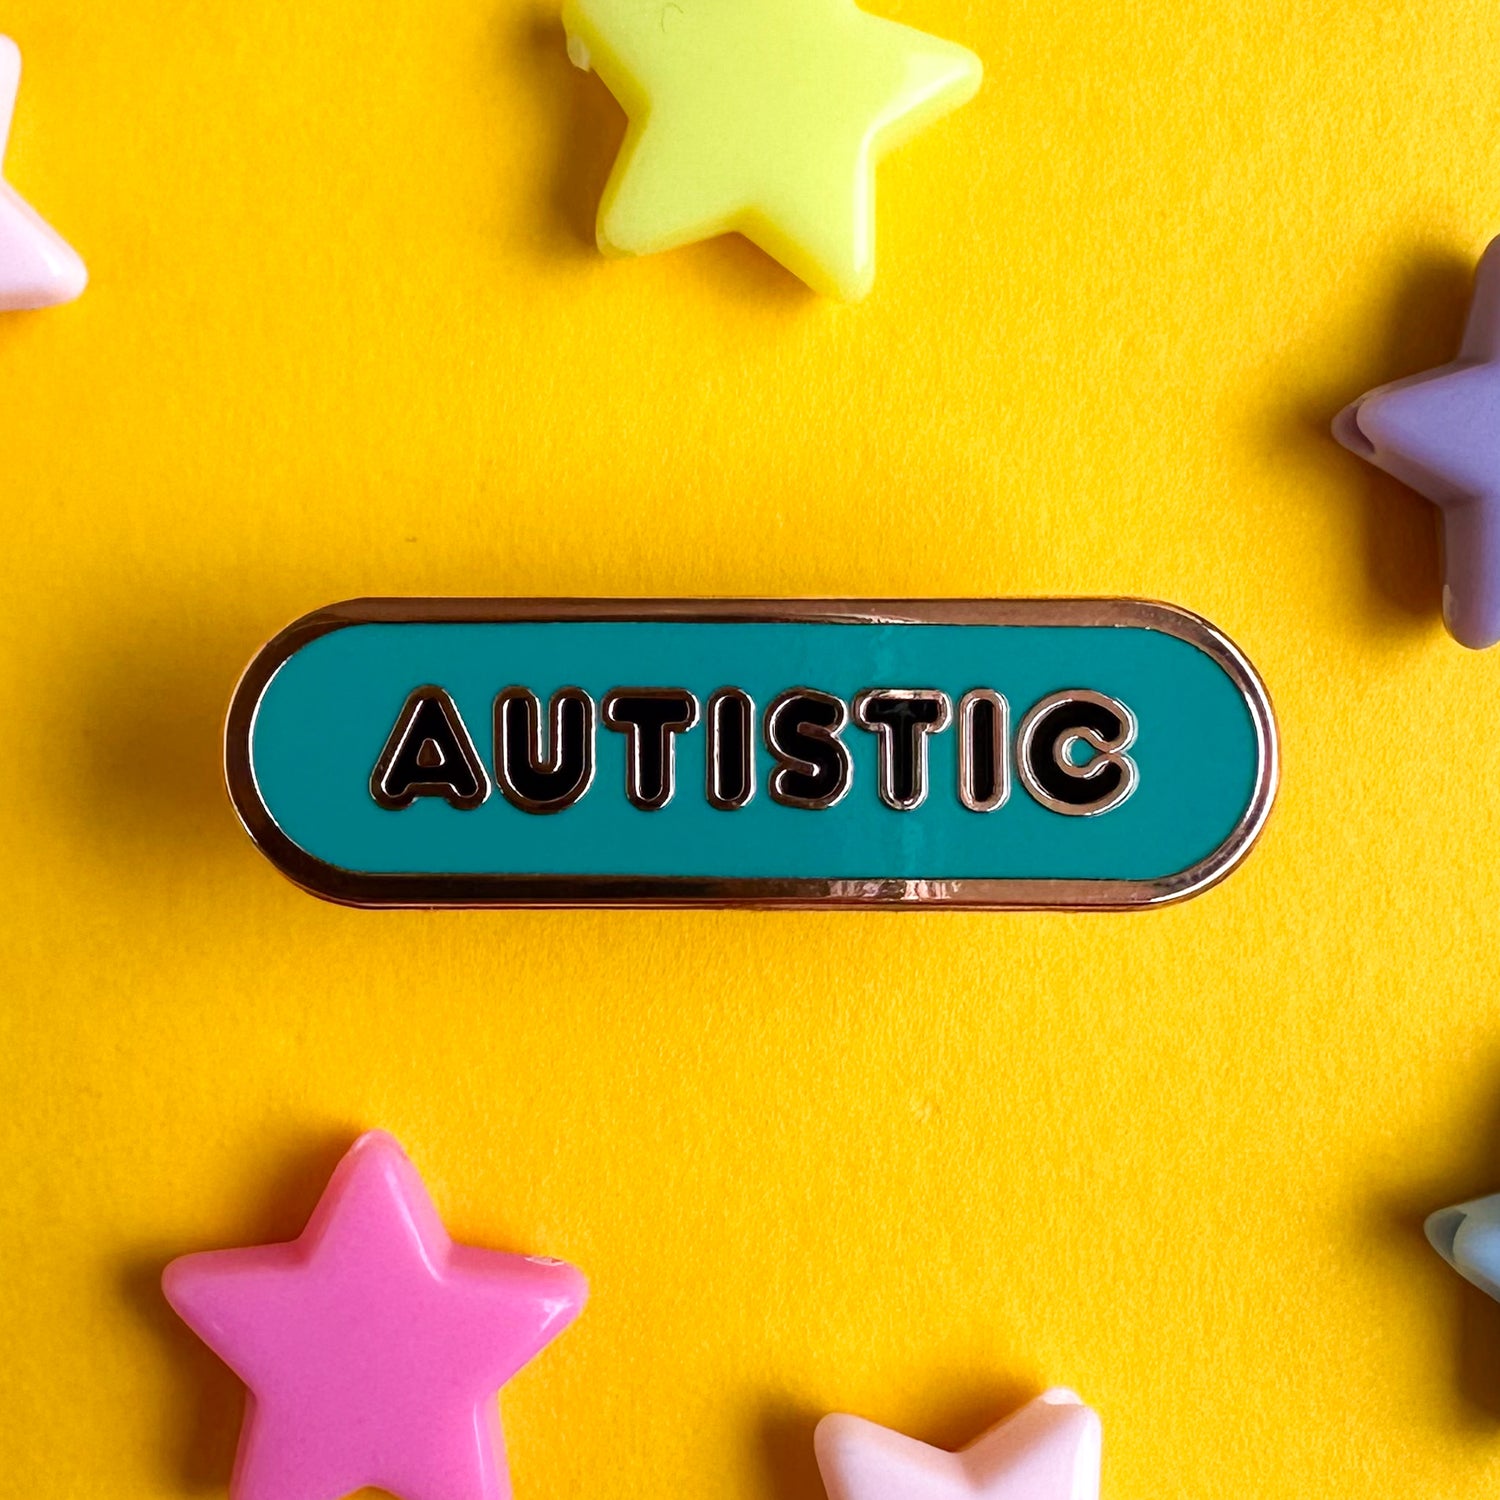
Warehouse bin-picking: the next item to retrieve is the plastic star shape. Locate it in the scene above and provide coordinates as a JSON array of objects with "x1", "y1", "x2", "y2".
[
  {"x1": 162, "y1": 1132, "x2": 587, "y2": 1500},
  {"x1": 0, "y1": 37, "x2": 85, "y2": 311},
  {"x1": 1334, "y1": 237, "x2": 1500, "y2": 648},
  {"x1": 562, "y1": 0, "x2": 981, "y2": 300},
  {"x1": 1427, "y1": 1192, "x2": 1500, "y2": 1302},
  {"x1": 816, "y1": 1388, "x2": 1102, "y2": 1500}
]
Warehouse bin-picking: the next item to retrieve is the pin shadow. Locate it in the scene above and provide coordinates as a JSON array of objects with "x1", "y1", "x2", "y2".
[
  {"x1": 57, "y1": 593, "x2": 285, "y2": 883},
  {"x1": 1279, "y1": 246, "x2": 1473, "y2": 633},
  {"x1": 124, "y1": 1131, "x2": 357, "y2": 1492}
]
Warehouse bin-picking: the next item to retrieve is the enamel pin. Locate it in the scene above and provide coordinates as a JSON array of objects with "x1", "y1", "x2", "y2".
[{"x1": 225, "y1": 598, "x2": 1277, "y2": 909}]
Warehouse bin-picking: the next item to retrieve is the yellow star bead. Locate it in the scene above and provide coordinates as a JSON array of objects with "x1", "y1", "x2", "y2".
[{"x1": 562, "y1": 0, "x2": 982, "y2": 300}]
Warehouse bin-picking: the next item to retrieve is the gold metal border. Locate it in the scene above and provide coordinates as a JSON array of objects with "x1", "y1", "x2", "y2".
[{"x1": 223, "y1": 597, "x2": 1279, "y2": 911}]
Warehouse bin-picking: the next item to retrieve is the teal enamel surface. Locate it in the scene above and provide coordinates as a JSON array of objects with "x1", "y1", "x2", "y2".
[{"x1": 248, "y1": 621, "x2": 1260, "y2": 881}]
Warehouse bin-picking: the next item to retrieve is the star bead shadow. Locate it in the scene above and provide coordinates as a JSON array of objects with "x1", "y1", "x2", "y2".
[
  {"x1": 512, "y1": 7, "x2": 817, "y2": 307},
  {"x1": 1379, "y1": 1068, "x2": 1500, "y2": 1425},
  {"x1": 514, "y1": 7, "x2": 626, "y2": 255},
  {"x1": 124, "y1": 1132, "x2": 357, "y2": 1493},
  {"x1": 760, "y1": 1401, "x2": 827, "y2": 1500},
  {"x1": 1281, "y1": 247, "x2": 1473, "y2": 633},
  {"x1": 0, "y1": 306, "x2": 72, "y2": 343}
]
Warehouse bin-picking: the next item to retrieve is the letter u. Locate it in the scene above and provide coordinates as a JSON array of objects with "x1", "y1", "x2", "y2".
[{"x1": 493, "y1": 687, "x2": 596, "y2": 813}]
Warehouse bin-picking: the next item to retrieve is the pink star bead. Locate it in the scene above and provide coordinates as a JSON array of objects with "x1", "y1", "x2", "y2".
[
  {"x1": 0, "y1": 37, "x2": 85, "y2": 311},
  {"x1": 816, "y1": 1389, "x2": 1102, "y2": 1500},
  {"x1": 161, "y1": 1132, "x2": 587, "y2": 1500}
]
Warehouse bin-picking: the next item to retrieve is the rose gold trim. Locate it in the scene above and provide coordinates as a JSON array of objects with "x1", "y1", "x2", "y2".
[{"x1": 224, "y1": 597, "x2": 1278, "y2": 911}]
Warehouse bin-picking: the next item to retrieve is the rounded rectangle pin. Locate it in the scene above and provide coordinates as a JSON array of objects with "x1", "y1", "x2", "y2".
[{"x1": 225, "y1": 597, "x2": 1277, "y2": 909}]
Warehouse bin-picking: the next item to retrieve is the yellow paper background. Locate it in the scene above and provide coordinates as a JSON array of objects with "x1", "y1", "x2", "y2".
[{"x1": 4, "y1": 0, "x2": 1500, "y2": 1495}]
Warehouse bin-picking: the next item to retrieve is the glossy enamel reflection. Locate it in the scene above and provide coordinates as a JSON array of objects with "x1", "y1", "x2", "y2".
[{"x1": 226, "y1": 599, "x2": 1277, "y2": 909}]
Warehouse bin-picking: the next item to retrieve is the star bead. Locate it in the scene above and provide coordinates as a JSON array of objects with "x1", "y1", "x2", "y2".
[
  {"x1": 815, "y1": 1388, "x2": 1102, "y2": 1500},
  {"x1": 561, "y1": 0, "x2": 981, "y2": 300},
  {"x1": 1334, "y1": 237, "x2": 1500, "y2": 649},
  {"x1": 1426, "y1": 1192, "x2": 1500, "y2": 1303},
  {"x1": 0, "y1": 37, "x2": 85, "y2": 311},
  {"x1": 161, "y1": 1132, "x2": 587, "y2": 1500}
]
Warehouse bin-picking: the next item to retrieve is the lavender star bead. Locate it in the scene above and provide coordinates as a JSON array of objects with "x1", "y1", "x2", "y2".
[
  {"x1": 1334, "y1": 237, "x2": 1500, "y2": 649},
  {"x1": 1426, "y1": 1193, "x2": 1500, "y2": 1304}
]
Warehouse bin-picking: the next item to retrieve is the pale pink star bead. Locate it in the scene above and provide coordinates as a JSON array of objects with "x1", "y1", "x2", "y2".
[
  {"x1": 816, "y1": 1388, "x2": 1102, "y2": 1500},
  {"x1": 0, "y1": 37, "x2": 85, "y2": 311}
]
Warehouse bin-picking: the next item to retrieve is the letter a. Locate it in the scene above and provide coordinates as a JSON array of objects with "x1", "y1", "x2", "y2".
[{"x1": 370, "y1": 686, "x2": 489, "y2": 810}]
